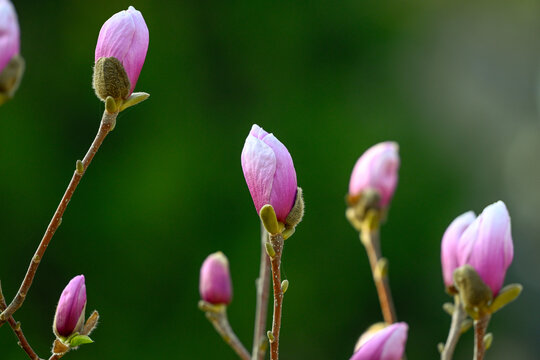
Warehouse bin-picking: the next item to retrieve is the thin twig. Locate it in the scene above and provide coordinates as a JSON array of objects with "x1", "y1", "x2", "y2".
[
  {"x1": 268, "y1": 232, "x2": 284, "y2": 360},
  {"x1": 441, "y1": 295, "x2": 467, "y2": 360},
  {"x1": 473, "y1": 315, "x2": 491, "y2": 360},
  {"x1": 360, "y1": 228, "x2": 397, "y2": 324},
  {"x1": 0, "y1": 109, "x2": 118, "y2": 326},
  {"x1": 0, "y1": 282, "x2": 43, "y2": 360},
  {"x1": 252, "y1": 224, "x2": 271, "y2": 360},
  {"x1": 48, "y1": 354, "x2": 65, "y2": 360},
  {"x1": 204, "y1": 307, "x2": 251, "y2": 360}
]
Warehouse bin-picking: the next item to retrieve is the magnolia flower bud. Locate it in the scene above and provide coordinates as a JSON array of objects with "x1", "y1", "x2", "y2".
[
  {"x1": 93, "y1": 6, "x2": 149, "y2": 101},
  {"x1": 348, "y1": 142, "x2": 399, "y2": 209},
  {"x1": 441, "y1": 211, "x2": 476, "y2": 290},
  {"x1": 241, "y1": 124, "x2": 297, "y2": 222},
  {"x1": 53, "y1": 275, "x2": 87, "y2": 338},
  {"x1": 350, "y1": 322, "x2": 408, "y2": 360},
  {"x1": 458, "y1": 201, "x2": 514, "y2": 296},
  {"x1": 0, "y1": 0, "x2": 19, "y2": 73},
  {"x1": 0, "y1": 0, "x2": 23, "y2": 103},
  {"x1": 199, "y1": 252, "x2": 233, "y2": 305}
]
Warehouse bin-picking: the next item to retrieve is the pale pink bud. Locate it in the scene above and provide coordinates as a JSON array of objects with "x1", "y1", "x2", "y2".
[
  {"x1": 53, "y1": 275, "x2": 87, "y2": 338},
  {"x1": 349, "y1": 142, "x2": 400, "y2": 208},
  {"x1": 441, "y1": 211, "x2": 476, "y2": 288},
  {"x1": 95, "y1": 6, "x2": 149, "y2": 95},
  {"x1": 458, "y1": 201, "x2": 514, "y2": 296},
  {"x1": 241, "y1": 124, "x2": 297, "y2": 222},
  {"x1": 199, "y1": 252, "x2": 233, "y2": 305},
  {"x1": 0, "y1": 0, "x2": 20, "y2": 73},
  {"x1": 350, "y1": 322, "x2": 408, "y2": 360}
]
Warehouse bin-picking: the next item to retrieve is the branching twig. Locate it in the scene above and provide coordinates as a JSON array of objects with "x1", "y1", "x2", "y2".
[
  {"x1": 200, "y1": 302, "x2": 251, "y2": 360},
  {"x1": 0, "y1": 282, "x2": 43, "y2": 360},
  {"x1": 252, "y1": 224, "x2": 271, "y2": 360},
  {"x1": 0, "y1": 109, "x2": 118, "y2": 326}
]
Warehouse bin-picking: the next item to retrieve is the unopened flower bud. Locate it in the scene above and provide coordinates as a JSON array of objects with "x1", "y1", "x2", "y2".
[
  {"x1": 93, "y1": 6, "x2": 149, "y2": 101},
  {"x1": 348, "y1": 142, "x2": 399, "y2": 209},
  {"x1": 458, "y1": 201, "x2": 513, "y2": 296},
  {"x1": 199, "y1": 252, "x2": 233, "y2": 305},
  {"x1": 53, "y1": 275, "x2": 87, "y2": 338},
  {"x1": 0, "y1": 0, "x2": 23, "y2": 104},
  {"x1": 441, "y1": 211, "x2": 476, "y2": 290},
  {"x1": 350, "y1": 322, "x2": 408, "y2": 360},
  {"x1": 241, "y1": 124, "x2": 298, "y2": 223}
]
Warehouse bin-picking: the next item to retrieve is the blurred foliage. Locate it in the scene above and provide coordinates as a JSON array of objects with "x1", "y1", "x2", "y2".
[{"x1": 1, "y1": 0, "x2": 538, "y2": 359}]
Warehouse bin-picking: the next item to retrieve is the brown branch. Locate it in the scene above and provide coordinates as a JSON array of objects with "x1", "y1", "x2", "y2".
[
  {"x1": 473, "y1": 315, "x2": 491, "y2": 360},
  {"x1": 252, "y1": 224, "x2": 271, "y2": 360},
  {"x1": 360, "y1": 228, "x2": 397, "y2": 324},
  {"x1": 0, "y1": 282, "x2": 43, "y2": 360},
  {"x1": 268, "y1": 233, "x2": 284, "y2": 360},
  {"x1": 0, "y1": 109, "x2": 118, "y2": 326}
]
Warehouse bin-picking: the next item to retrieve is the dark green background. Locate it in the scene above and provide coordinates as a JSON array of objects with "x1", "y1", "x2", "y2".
[{"x1": 1, "y1": 0, "x2": 539, "y2": 359}]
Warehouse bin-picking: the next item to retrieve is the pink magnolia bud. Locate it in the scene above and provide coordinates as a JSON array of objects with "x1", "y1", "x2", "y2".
[
  {"x1": 441, "y1": 211, "x2": 476, "y2": 289},
  {"x1": 53, "y1": 275, "x2": 87, "y2": 338},
  {"x1": 350, "y1": 322, "x2": 408, "y2": 360},
  {"x1": 349, "y1": 142, "x2": 399, "y2": 208},
  {"x1": 241, "y1": 124, "x2": 297, "y2": 222},
  {"x1": 457, "y1": 201, "x2": 514, "y2": 296},
  {"x1": 199, "y1": 252, "x2": 233, "y2": 305},
  {"x1": 0, "y1": 0, "x2": 20, "y2": 72},
  {"x1": 95, "y1": 6, "x2": 149, "y2": 95}
]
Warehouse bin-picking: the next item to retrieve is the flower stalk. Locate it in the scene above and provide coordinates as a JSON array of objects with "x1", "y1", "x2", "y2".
[
  {"x1": 441, "y1": 295, "x2": 467, "y2": 360},
  {"x1": 252, "y1": 224, "x2": 271, "y2": 360},
  {"x1": 360, "y1": 217, "x2": 397, "y2": 324},
  {"x1": 199, "y1": 302, "x2": 250, "y2": 360},
  {"x1": 267, "y1": 231, "x2": 285, "y2": 360},
  {"x1": 473, "y1": 315, "x2": 491, "y2": 360}
]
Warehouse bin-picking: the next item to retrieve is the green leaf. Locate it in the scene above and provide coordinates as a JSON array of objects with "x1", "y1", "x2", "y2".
[
  {"x1": 69, "y1": 335, "x2": 94, "y2": 347},
  {"x1": 488, "y1": 283, "x2": 522, "y2": 314}
]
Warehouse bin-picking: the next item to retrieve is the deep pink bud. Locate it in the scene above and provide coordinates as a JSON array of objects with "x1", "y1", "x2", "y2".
[
  {"x1": 199, "y1": 252, "x2": 233, "y2": 305},
  {"x1": 458, "y1": 201, "x2": 514, "y2": 296},
  {"x1": 241, "y1": 124, "x2": 297, "y2": 222},
  {"x1": 95, "y1": 6, "x2": 149, "y2": 95},
  {"x1": 350, "y1": 322, "x2": 408, "y2": 360},
  {"x1": 54, "y1": 275, "x2": 87, "y2": 338},
  {"x1": 441, "y1": 211, "x2": 476, "y2": 288},
  {"x1": 0, "y1": 0, "x2": 20, "y2": 73},
  {"x1": 349, "y1": 142, "x2": 400, "y2": 208}
]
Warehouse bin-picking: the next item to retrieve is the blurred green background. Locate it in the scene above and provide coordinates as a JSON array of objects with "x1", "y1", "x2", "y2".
[{"x1": 1, "y1": 0, "x2": 539, "y2": 359}]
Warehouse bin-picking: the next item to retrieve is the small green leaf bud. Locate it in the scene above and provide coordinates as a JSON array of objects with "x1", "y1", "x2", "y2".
[
  {"x1": 260, "y1": 205, "x2": 279, "y2": 235},
  {"x1": 281, "y1": 280, "x2": 289, "y2": 294}
]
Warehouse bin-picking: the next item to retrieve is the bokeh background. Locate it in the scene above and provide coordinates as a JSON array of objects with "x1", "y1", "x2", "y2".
[{"x1": 1, "y1": 0, "x2": 539, "y2": 359}]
